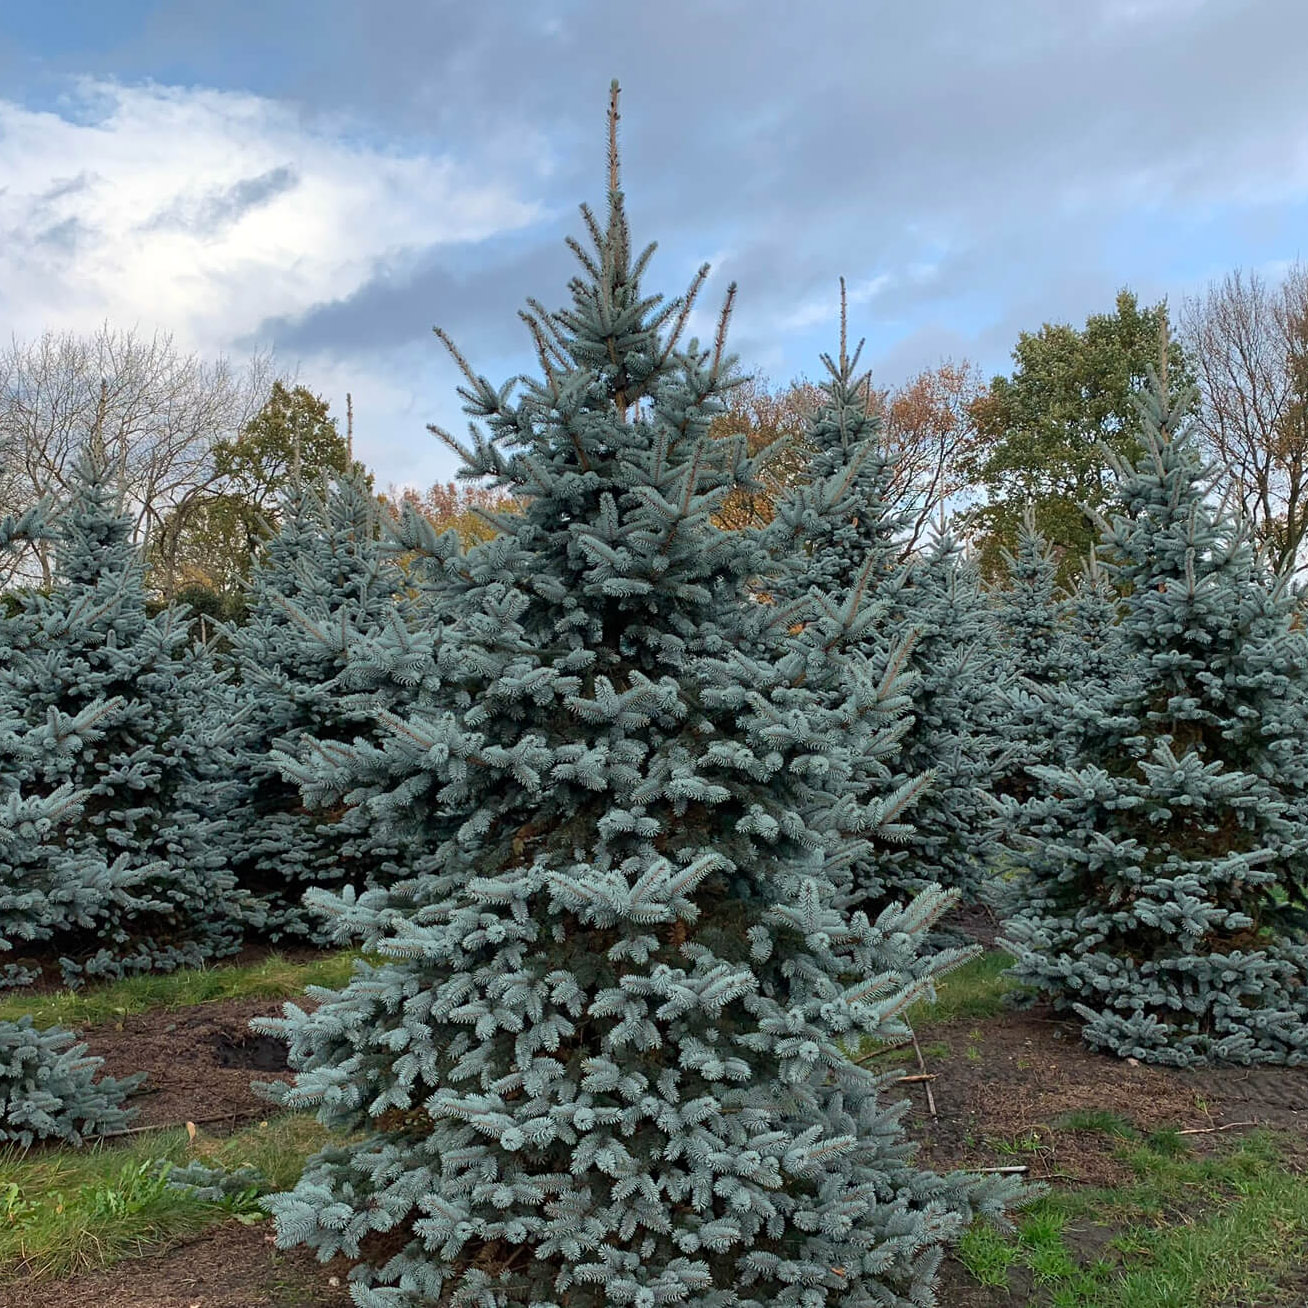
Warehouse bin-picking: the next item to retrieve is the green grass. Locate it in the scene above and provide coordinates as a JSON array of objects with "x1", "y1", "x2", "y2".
[
  {"x1": 0, "y1": 950, "x2": 359, "y2": 1030},
  {"x1": 850, "y1": 950, "x2": 1017, "y2": 1064},
  {"x1": 957, "y1": 1130, "x2": 1308, "y2": 1307},
  {"x1": 911, "y1": 949, "x2": 1017, "y2": 1029},
  {"x1": 0, "y1": 1115, "x2": 327, "y2": 1283},
  {"x1": 1053, "y1": 1109, "x2": 1139, "y2": 1139}
]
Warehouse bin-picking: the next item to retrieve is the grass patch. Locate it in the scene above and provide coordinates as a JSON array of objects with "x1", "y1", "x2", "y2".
[
  {"x1": 1053, "y1": 1109, "x2": 1139, "y2": 1139},
  {"x1": 956, "y1": 1130, "x2": 1308, "y2": 1306},
  {"x1": 0, "y1": 951, "x2": 359, "y2": 1030},
  {"x1": 957, "y1": 1221, "x2": 1018, "y2": 1286},
  {"x1": 911, "y1": 950, "x2": 1016, "y2": 1029},
  {"x1": 0, "y1": 1115, "x2": 327, "y2": 1283}
]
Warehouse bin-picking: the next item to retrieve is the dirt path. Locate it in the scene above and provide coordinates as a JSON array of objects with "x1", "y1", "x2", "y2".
[{"x1": 21, "y1": 973, "x2": 1308, "y2": 1307}]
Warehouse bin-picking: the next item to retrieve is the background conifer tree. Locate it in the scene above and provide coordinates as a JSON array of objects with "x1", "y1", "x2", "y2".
[
  {"x1": 0, "y1": 451, "x2": 247, "y2": 983},
  {"x1": 767, "y1": 292, "x2": 910, "y2": 615},
  {"x1": 992, "y1": 514, "x2": 1073, "y2": 802},
  {"x1": 1064, "y1": 547, "x2": 1121, "y2": 696},
  {"x1": 999, "y1": 364, "x2": 1308, "y2": 1065},
  {"x1": 222, "y1": 469, "x2": 413, "y2": 938},
  {"x1": 764, "y1": 299, "x2": 925, "y2": 907},
  {"x1": 256, "y1": 87, "x2": 1020, "y2": 1308},
  {"x1": 993, "y1": 512, "x2": 1071, "y2": 689},
  {"x1": 768, "y1": 300, "x2": 1007, "y2": 904},
  {"x1": 897, "y1": 529, "x2": 1010, "y2": 899}
]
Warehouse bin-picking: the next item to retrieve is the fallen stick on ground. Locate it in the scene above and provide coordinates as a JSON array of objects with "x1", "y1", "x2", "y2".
[
  {"x1": 87, "y1": 1110, "x2": 249, "y2": 1142},
  {"x1": 970, "y1": 1164, "x2": 1028, "y2": 1175},
  {"x1": 895, "y1": 1073, "x2": 938, "y2": 1084},
  {"x1": 852, "y1": 1042, "x2": 912, "y2": 1066},
  {"x1": 1176, "y1": 1119, "x2": 1257, "y2": 1136},
  {"x1": 909, "y1": 1026, "x2": 938, "y2": 1118}
]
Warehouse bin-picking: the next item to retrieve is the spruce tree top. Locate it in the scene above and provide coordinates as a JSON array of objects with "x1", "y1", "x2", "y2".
[
  {"x1": 768, "y1": 288, "x2": 909, "y2": 608},
  {"x1": 994, "y1": 510, "x2": 1069, "y2": 688},
  {"x1": 1097, "y1": 383, "x2": 1308, "y2": 816},
  {"x1": 281, "y1": 87, "x2": 893, "y2": 878},
  {"x1": 1064, "y1": 547, "x2": 1120, "y2": 691}
]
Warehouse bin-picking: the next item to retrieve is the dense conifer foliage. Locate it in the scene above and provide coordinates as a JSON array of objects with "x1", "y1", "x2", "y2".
[
  {"x1": 764, "y1": 313, "x2": 924, "y2": 906},
  {"x1": 998, "y1": 369, "x2": 1308, "y2": 1065},
  {"x1": 993, "y1": 514, "x2": 1070, "y2": 690},
  {"x1": 222, "y1": 470, "x2": 412, "y2": 938},
  {"x1": 0, "y1": 1016, "x2": 141, "y2": 1147},
  {"x1": 768, "y1": 302, "x2": 1007, "y2": 903},
  {"x1": 0, "y1": 452, "x2": 246, "y2": 984},
  {"x1": 992, "y1": 515, "x2": 1072, "y2": 801},
  {"x1": 1063, "y1": 548, "x2": 1120, "y2": 695},
  {"x1": 896, "y1": 530, "x2": 1009, "y2": 897},
  {"x1": 254, "y1": 91, "x2": 1020, "y2": 1308}
]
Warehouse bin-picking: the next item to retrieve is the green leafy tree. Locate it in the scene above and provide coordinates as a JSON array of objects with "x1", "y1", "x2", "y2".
[
  {"x1": 967, "y1": 290, "x2": 1190, "y2": 580},
  {"x1": 154, "y1": 382, "x2": 356, "y2": 601},
  {"x1": 215, "y1": 381, "x2": 353, "y2": 516}
]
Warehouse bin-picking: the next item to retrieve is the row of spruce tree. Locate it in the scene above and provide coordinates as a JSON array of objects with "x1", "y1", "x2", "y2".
[{"x1": 4, "y1": 90, "x2": 1308, "y2": 1305}]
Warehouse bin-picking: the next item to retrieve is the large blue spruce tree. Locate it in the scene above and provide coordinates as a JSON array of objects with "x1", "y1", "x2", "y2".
[
  {"x1": 255, "y1": 88, "x2": 1020, "y2": 1308},
  {"x1": 998, "y1": 361, "x2": 1308, "y2": 1066}
]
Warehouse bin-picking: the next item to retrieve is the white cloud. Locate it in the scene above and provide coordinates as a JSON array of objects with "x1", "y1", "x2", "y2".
[
  {"x1": 0, "y1": 79, "x2": 542, "y2": 355},
  {"x1": 291, "y1": 342, "x2": 469, "y2": 489},
  {"x1": 775, "y1": 272, "x2": 894, "y2": 336}
]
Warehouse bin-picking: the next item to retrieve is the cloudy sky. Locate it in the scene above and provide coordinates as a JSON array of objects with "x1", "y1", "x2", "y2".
[{"x1": 2, "y1": 0, "x2": 1306, "y2": 487}]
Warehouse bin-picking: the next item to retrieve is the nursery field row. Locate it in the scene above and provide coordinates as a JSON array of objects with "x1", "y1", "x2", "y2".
[{"x1": 3, "y1": 950, "x2": 1307, "y2": 1308}]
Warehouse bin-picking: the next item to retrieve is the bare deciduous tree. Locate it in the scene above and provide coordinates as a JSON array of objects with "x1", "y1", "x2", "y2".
[
  {"x1": 881, "y1": 358, "x2": 985, "y2": 553},
  {"x1": 1181, "y1": 264, "x2": 1308, "y2": 574},
  {"x1": 0, "y1": 323, "x2": 277, "y2": 585}
]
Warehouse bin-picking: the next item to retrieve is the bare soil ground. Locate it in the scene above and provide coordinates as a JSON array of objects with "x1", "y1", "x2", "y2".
[
  {"x1": 899, "y1": 1004, "x2": 1308, "y2": 1306},
  {"x1": 15, "y1": 930, "x2": 1308, "y2": 1307},
  {"x1": 85, "y1": 995, "x2": 296, "y2": 1130},
  {"x1": 901, "y1": 1004, "x2": 1308, "y2": 1184},
  {"x1": 0, "y1": 1223, "x2": 352, "y2": 1308}
]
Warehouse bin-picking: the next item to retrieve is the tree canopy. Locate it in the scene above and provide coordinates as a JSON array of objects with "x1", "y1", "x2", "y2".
[
  {"x1": 153, "y1": 381, "x2": 356, "y2": 601},
  {"x1": 967, "y1": 290, "x2": 1191, "y2": 580}
]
